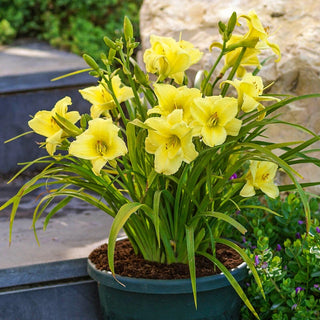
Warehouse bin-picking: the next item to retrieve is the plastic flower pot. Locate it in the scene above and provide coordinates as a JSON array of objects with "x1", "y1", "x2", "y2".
[{"x1": 87, "y1": 259, "x2": 247, "y2": 320}]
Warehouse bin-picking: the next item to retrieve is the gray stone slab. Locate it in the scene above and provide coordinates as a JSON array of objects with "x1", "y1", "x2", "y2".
[
  {"x1": 0, "y1": 39, "x2": 88, "y2": 77},
  {"x1": 0, "y1": 258, "x2": 88, "y2": 288},
  {"x1": 0, "y1": 69, "x2": 95, "y2": 94},
  {"x1": 0, "y1": 280, "x2": 102, "y2": 320}
]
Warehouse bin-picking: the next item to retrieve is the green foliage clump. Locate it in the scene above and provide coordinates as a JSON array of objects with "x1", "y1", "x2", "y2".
[
  {"x1": 0, "y1": 0, "x2": 143, "y2": 58},
  {"x1": 0, "y1": 19, "x2": 17, "y2": 44},
  {"x1": 224, "y1": 194, "x2": 320, "y2": 319}
]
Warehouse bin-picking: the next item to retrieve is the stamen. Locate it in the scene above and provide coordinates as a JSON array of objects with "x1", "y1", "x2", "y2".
[
  {"x1": 207, "y1": 112, "x2": 219, "y2": 127},
  {"x1": 165, "y1": 135, "x2": 180, "y2": 150},
  {"x1": 96, "y1": 140, "x2": 108, "y2": 155}
]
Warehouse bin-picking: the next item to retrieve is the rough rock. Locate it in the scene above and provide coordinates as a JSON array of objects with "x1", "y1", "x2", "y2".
[{"x1": 140, "y1": 0, "x2": 320, "y2": 191}]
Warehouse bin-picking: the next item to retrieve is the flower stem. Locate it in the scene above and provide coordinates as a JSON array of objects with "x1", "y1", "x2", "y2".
[
  {"x1": 119, "y1": 50, "x2": 147, "y2": 121},
  {"x1": 221, "y1": 47, "x2": 247, "y2": 97},
  {"x1": 201, "y1": 46, "x2": 225, "y2": 95}
]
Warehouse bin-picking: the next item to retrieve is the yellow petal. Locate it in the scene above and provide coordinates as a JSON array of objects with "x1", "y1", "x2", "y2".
[
  {"x1": 111, "y1": 75, "x2": 134, "y2": 102},
  {"x1": 256, "y1": 104, "x2": 266, "y2": 121},
  {"x1": 241, "y1": 94, "x2": 260, "y2": 113},
  {"x1": 202, "y1": 126, "x2": 227, "y2": 147},
  {"x1": 258, "y1": 161, "x2": 278, "y2": 180},
  {"x1": 172, "y1": 72, "x2": 185, "y2": 85},
  {"x1": 28, "y1": 110, "x2": 57, "y2": 137},
  {"x1": 53, "y1": 96, "x2": 72, "y2": 115},
  {"x1": 145, "y1": 110, "x2": 197, "y2": 175},
  {"x1": 145, "y1": 117, "x2": 172, "y2": 138},
  {"x1": 213, "y1": 97, "x2": 238, "y2": 126},
  {"x1": 154, "y1": 145, "x2": 183, "y2": 175},
  {"x1": 224, "y1": 118, "x2": 242, "y2": 136},
  {"x1": 45, "y1": 142, "x2": 57, "y2": 156},
  {"x1": 181, "y1": 136, "x2": 198, "y2": 162},
  {"x1": 178, "y1": 39, "x2": 203, "y2": 64},
  {"x1": 167, "y1": 109, "x2": 184, "y2": 126},
  {"x1": 249, "y1": 161, "x2": 258, "y2": 181},
  {"x1": 91, "y1": 158, "x2": 108, "y2": 176},
  {"x1": 240, "y1": 181, "x2": 256, "y2": 197},
  {"x1": 192, "y1": 97, "x2": 213, "y2": 124},
  {"x1": 79, "y1": 85, "x2": 109, "y2": 106},
  {"x1": 166, "y1": 51, "x2": 191, "y2": 75},
  {"x1": 90, "y1": 104, "x2": 112, "y2": 119},
  {"x1": 69, "y1": 134, "x2": 100, "y2": 160},
  {"x1": 153, "y1": 84, "x2": 178, "y2": 115},
  {"x1": 145, "y1": 132, "x2": 162, "y2": 154},
  {"x1": 260, "y1": 183, "x2": 279, "y2": 198}
]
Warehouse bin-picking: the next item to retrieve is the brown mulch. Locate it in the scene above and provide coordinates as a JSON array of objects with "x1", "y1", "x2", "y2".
[{"x1": 89, "y1": 238, "x2": 243, "y2": 280}]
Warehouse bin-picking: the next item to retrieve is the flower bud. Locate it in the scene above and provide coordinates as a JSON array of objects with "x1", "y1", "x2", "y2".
[
  {"x1": 218, "y1": 21, "x2": 226, "y2": 35},
  {"x1": 123, "y1": 16, "x2": 133, "y2": 42},
  {"x1": 83, "y1": 54, "x2": 100, "y2": 71},
  {"x1": 53, "y1": 113, "x2": 82, "y2": 137},
  {"x1": 104, "y1": 36, "x2": 117, "y2": 50},
  {"x1": 134, "y1": 64, "x2": 149, "y2": 86},
  {"x1": 227, "y1": 12, "x2": 237, "y2": 36},
  {"x1": 108, "y1": 48, "x2": 116, "y2": 63}
]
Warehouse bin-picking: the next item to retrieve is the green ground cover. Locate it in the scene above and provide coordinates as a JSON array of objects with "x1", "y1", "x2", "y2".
[{"x1": 223, "y1": 193, "x2": 320, "y2": 319}]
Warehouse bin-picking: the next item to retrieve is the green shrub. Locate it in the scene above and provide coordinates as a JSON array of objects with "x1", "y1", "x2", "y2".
[
  {"x1": 0, "y1": 0, "x2": 143, "y2": 58},
  {"x1": 223, "y1": 194, "x2": 320, "y2": 319}
]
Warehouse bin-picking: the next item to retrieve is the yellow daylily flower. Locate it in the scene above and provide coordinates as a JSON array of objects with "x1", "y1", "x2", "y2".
[
  {"x1": 148, "y1": 84, "x2": 201, "y2": 123},
  {"x1": 178, "y1": 39, "x2": 204, "y2": 65},
  {"x1": 143, "y1": 35, "x2": 203, "y2": 84},
  {"x1": 221, "y1": 11, "x2": 281, "y2": 76},
  {"x1": 240, "y1": 160, "x2": 279, "y2": 198},
  {"x1": 79, "y1": 75, "x2": 134, "y2": 118},
  {"x1": 69, "y1": 118, "x2": 127, "y2": 175},
  {"x1": 28, "y1": 96, "x2": 80, "y2": 155},
  {"x1": 224, "y1": 73, "x2": 280, "y2": 120},
  {"x1": 222, "y1": 35, "x2": 261, "y2": 77},
  {"x1": 145, "y1": 110, "x2": 198, "y2": 175},
  {"x1": 240, "y1": 10, "x2": 281, "y2": 62},
  {"x1": 191, "y1": 96, "x2": 242, "y2": 147}
]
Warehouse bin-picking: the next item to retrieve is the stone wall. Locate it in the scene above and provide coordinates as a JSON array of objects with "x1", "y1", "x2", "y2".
[{"x1": 139, "y1": 0, "x2": 320, "y2": 191}]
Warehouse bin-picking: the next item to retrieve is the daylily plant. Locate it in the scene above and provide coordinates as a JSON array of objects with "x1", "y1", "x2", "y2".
[{"x1": 2, "y1": 12, "x2": 320, "y2": 319}]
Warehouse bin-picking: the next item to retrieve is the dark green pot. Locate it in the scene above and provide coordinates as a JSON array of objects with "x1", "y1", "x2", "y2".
[{"x1": 87, "y1": 259, "x2": 247, "y2": 320}]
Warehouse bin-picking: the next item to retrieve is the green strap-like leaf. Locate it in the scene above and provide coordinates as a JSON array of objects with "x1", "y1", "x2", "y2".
[
  {"x1": 186, "y1": 225, "x2": 197, "y2": 309},
  {"x1": 200, "y1": 252, "x2": 260, "y2": 320},
  {"x1": 152, "y1": 191, "x2": 162, "y2": 246},
  {"x1": 51, "y1": 68, "x2": 93, "y2": 81},
  {"x1": 191, "y1": 212, "x2": 247, "y2": 235},
  {"x1": 239, "y1": 205, "x2": 281, "y2": 216},
  {"x1": 108, "y1": 202, "x2": 152, "y2": 275},
  {"x1": 43, "y1": 196, "x2": 73, "y2": 230},
  {"x1": 216, "y1": 238, "x2": 265, "y2": 300},
  {"x1": 5, "y1": 131, "x2": 33, "y2": 143}
]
